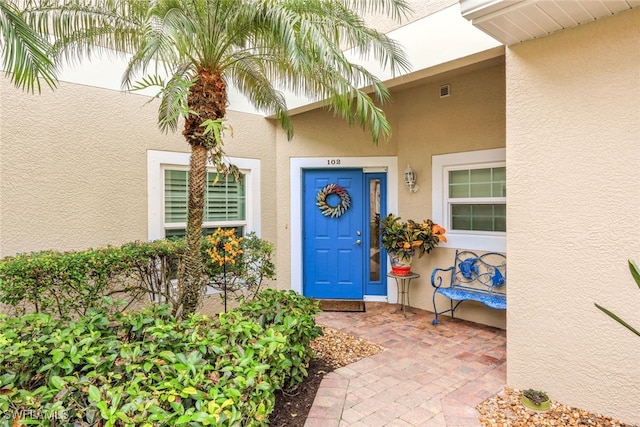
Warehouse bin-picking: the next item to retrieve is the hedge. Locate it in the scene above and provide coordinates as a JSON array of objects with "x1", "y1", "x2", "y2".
[{"x1": 0, "y1": 233, "x2": 275, "y2": 319}]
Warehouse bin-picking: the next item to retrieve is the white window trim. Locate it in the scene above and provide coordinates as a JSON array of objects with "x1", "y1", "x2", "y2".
[
  {"x1": 147, "y1": 150, "x2": 260, "y2": 240},
  {"x1": 432, "y1": 148, "x2": 506, "y2": 252}
]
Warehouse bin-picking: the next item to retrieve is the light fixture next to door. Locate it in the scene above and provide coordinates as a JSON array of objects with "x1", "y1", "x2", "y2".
[{"x1": 404, "y1": 165, "x2": 418, "y2": 193}]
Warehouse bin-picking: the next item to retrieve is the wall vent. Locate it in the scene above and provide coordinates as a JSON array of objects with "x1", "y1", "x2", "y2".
[{"x1": 440, "y1": 84, "x2": 450, "y2": 98}]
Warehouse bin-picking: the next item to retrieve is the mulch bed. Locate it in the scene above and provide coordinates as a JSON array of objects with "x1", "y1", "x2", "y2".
[
  {"x1": 268, "y1": 358, "x2": 333, "y2": 427},
  {"x1": 268, "y1": 326, "x2": 383, "y2": 426}
]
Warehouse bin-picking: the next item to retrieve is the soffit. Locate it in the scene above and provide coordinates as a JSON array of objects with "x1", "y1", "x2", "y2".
[{"x1": 460, "y1": 0, "x2": 640, "y2": 45}]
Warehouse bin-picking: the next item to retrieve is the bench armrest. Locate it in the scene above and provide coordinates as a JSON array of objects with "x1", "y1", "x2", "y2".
[{"x1": 431, "y1": 266, "x2": 454, "y2": 289}]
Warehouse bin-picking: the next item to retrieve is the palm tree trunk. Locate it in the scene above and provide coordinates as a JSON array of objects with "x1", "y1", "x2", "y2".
[
  {"x1": 179, "y1": 68, "x2": 227, "y2": 319},
  {"x1": 180, "y1": 143, "x2": 208, "y2": 318}
]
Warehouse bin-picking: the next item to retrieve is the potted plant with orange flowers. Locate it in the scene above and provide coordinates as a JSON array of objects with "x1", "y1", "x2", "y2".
[{"x1": 378, "y1": 213, "x2": 447, "y2": 276}]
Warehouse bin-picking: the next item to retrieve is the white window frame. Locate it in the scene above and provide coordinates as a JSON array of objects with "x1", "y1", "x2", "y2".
[
  {"x1": 432, "y1": 148, "x2": 505, "y2": 252},
  {"x1": 147, "y1": 150, "x2": 260, "y2": 240}
]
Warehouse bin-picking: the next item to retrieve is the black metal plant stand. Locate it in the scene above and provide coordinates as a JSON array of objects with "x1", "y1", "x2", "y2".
[
  {"x1": 217, "y1": 240, "x2": 228, "y2": 313},
  {"x1": 388, "y1": 272, "x2": 420, "y2": 317}
]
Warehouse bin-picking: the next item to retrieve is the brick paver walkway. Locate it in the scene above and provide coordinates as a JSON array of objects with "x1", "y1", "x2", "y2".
[{"x1": 305, "y1": 302, "x2": 506, "y2": 427}]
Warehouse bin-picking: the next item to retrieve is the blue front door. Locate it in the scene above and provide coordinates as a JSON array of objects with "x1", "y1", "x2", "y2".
[{"x1": 303, "y1": 169, "x2": 364, "y2": 299}]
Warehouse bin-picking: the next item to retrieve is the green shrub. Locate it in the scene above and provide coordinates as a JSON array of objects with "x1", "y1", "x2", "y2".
[
  {"x1": 0, "y1": 289, "x2": 320, "y2": 426},
  {"x1": 236, "y1": 290, "x2": 322, "y2": 391},
  {"x1": 0, "y1": 247, "x2": 136, "y2": 319},
  {"x1": 0, "y1": 234, "x2": 275, "y2": 319}
]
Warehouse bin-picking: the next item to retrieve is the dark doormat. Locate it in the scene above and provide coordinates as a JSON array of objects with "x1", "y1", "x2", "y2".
[{"x1": 317, "y1": 299, "x2": 366, "y2": 312}]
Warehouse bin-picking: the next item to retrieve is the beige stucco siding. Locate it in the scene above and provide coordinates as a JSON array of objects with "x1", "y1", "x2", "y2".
[
  {"x1": 363, "y1": 0, "x2": 458, "y2": 34},
  {"x1": 0, "y1": 80, "x2": 277, "y2": 257},
  {"x1": 506, "y1": 8, "x2": 640, "y2": 425},
  {"x1": 276, "y1": 59, "x2": 507, "y2": 328},
  {"x1": 392, "y1": 59, "x2": 506, "y2": 329}
]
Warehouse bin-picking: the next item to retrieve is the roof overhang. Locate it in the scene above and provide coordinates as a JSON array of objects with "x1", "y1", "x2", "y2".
[{"x1": 460, "y1": 0, "x2": 639, "y2": 45}]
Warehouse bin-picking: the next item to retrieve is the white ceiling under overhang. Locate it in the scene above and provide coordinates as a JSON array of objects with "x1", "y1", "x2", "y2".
[{"x1": 460, "y1": 0, "x2": 640, "y2": 45}]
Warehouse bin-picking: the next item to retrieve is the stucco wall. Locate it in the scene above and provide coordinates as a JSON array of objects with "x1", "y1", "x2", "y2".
[
  {"x1": 363, "y1": 0, "x2": 457, "y2": 34},
  {"x1": 506, "y1": 8, "x2": 640, "y2": 425},
  {"x1": 0, "y1": 80, "x2": 277, "y2": 257},
  {"x1": 276, "y1": 58, "x2": 506, "y2": 328},
  {"x1": 394, "y1": 59, "x2": 506, "y2": 328}
]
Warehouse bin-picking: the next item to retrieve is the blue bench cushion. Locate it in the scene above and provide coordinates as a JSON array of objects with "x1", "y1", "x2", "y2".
[{"x1": 436, "y1": 287, "x2": 506, "y2": 310}]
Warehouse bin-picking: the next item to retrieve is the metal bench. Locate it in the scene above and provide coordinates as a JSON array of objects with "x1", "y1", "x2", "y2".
[{"x1": 430, "y1": 250, "x2": 506, "y2": 325}]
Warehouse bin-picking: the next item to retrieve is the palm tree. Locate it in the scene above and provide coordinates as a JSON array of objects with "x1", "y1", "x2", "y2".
[
  {"x1": 0, "y1": 0, "x2": 57, "y2": 92},
  {"x1": 19, "y1": 0, "x2": 411, "y2": 317}
]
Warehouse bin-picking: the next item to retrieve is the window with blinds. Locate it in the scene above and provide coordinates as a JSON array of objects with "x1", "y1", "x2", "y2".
[{"x1": 164, "y1": 169, "x2": 246, "y2": 237}]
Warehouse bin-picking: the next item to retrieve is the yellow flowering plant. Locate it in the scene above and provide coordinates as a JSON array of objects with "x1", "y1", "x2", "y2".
[
  {"x1": 206, "y1": 228, "x2": 244, "y2": 266},
  {"x1": 204, "y1": 229, "x2": 276, "y2": 304}
]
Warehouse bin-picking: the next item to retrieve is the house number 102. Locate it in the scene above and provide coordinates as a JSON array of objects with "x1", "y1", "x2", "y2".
[{"x1": 327, "y1": 159, "x2": 341, "y2": 165}]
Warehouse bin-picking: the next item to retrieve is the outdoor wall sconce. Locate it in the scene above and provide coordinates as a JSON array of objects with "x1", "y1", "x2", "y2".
[{"x1": 404, "y1": 164, "x2": 419, "y2": 193}]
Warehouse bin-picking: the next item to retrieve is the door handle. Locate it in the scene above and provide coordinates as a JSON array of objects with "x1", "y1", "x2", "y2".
[{"x1": 355, "y1": 239, "x2": 362, "y2": 245}]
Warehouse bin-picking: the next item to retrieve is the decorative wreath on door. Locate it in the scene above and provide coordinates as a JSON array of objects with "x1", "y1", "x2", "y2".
[{"x1": 316, "y1": 184, "x2": 351, "y2": 218}]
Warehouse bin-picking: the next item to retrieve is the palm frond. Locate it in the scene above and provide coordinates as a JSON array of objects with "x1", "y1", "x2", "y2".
[
  {"x1": 594, "y1": 259, "x2": 640, "y2": 338},
  {"x1": 156, "y1": 66, "x2": 193, "y2": 133},
  {"x1": 129, "y1": 74, "x2": 166, "y2": 91},
  {"x1": 8, "y1": 0, "x2": 410, "y2": 143},
  {"x1": 244, "y1": 0, "x2": 409, "y2": 141},
  {"x1": 0, "y1": 0, "x2": 57, "y2": 92},
  {"x1": 227, "y1": 55, "x2": 293, "y2": 139},
  {"x1": 26, "y1": 0, "x2": 146, "y2": 66},
  {"x1": 339, "y1": 0, "x2": 412, "y2": 22},
  {"x1": 594, "y1": 303, "x2": 640, "y2": 338},
  {"x1": 630, "y1": 259, "x2": 640, "y2": 289}
]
